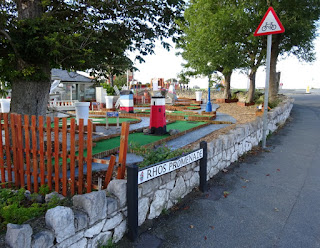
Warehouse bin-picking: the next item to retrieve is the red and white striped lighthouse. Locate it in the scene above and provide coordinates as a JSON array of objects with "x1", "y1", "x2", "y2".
[{"x1": 149, "y1": 96, "x2": 166, "y2": 135}]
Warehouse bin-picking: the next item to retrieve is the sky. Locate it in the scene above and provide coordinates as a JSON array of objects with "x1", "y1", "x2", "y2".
[{"x1": 130, "y1": 35, "x2": 320, "y2": 90}]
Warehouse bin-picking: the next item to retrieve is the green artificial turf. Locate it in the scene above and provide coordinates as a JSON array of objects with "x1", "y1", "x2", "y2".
[
  {"x1": 91, "y1": 121, "x2": 206, "y2": 154},
  {"x1": 47, "y1": 117, "x2": 138, "y2": 127}
]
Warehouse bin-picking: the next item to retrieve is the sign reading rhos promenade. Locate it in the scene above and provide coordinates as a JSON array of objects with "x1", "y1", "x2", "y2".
[{"x1": 138, "y1": 149, "x2": 204, "y2": 184}]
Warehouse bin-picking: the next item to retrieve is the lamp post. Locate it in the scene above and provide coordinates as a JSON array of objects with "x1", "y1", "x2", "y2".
[{"x1": 205, "y1": 74, "x2": 212, "y2": 112}]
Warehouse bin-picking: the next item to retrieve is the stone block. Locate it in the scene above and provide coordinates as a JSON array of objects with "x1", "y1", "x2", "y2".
[
  {"x1": 69, "y1": 238, "x2": 87, "y2": 248},
  {"x1": 139, "y1": 177, "x2": 160, "y2": 196},
  {"x1": 31, "y1": 230, "x2": 54, "y2": 248},
  {"x1": 73, "y1": 190, "x2": 107, "y2": 225},
  {"x1": 103, "y1": 213, "x2": 123, "y2": 231},
  {"x1": 148, "y1": 189, "x2": 168, "y2": 219},
  {"x1": 106, "y1": 197, "x2": 118, "y2": 216},
  {"x1": 138, "y1": 197, "x2": 150, "y2": 226},
  {"x1": 106, "y1": 180, "x2": 127, "y2": 208},
  {"x1": 45, "y1": 192, "x2": 65, "y2": 203},
  {"x1": 87, "y1": 231, "x2": 112, "y2": 248},
  {"x1": 74, "y1": 210, "x2": 88, "y2": 232},
  {"x1": 113, "y1": 220, "x2": 127, "y2": 243},
  {"x1": 45, "y1": 206, "x2": 75, "y2": 243},
  {"x1": 84, "y1": 220, "x2": 106, "y2": 238},
  {"x1": 169, "y1": 176, "x2": 186, "y2": 202},
  {"x1": 189, "y1": 172, "x2": 199, "y2": 188},
  {"x1": 183, "y1": 171, "x2": 192, "y2": 181},
  {"x1": 6, "y1": 224, "x2": 32, "y2": 248},
  {"x1": 55, "y1": 231, "x2": 84, "y2": 248}
]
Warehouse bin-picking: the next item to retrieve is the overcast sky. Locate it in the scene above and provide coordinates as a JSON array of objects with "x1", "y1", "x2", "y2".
[{"x1": 130, "y1": 34, "x2": 320, "y2": 90}]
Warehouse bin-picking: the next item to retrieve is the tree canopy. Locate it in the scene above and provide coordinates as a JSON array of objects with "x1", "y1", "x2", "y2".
[
  {"x1": 0, "y1": 0, "x2": 185, "y2": 116},
  {"x1": 177, "y1": 0, "x2": 320, "y2": 100}
]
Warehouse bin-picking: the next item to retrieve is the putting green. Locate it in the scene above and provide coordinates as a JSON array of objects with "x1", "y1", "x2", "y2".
[
  {"x1": 91, "y1": 121, "x2": 206, "y2": 154},
  {"x1": 47, "y1": 117, "x2": 138, "y2": 127}
]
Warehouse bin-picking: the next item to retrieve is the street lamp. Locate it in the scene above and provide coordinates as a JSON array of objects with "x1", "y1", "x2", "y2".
[{"x1": 205, "y1": 73, "x2": 212, "y2": 112}]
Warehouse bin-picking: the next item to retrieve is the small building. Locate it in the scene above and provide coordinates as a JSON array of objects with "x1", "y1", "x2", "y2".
[{"x1": 50, "y1": 69, "x2": 95, "y2": 101}]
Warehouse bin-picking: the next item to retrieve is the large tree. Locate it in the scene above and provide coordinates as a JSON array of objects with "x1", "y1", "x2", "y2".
[
  {"x1": 177, "y1": 0, "x2": 245, "y2": 99},
  {"x1": 0, "y1": 0, "x2": 185, "y2": 116},
  {"x1": 267, "y1": 0, "x2": 320, "y2": 100}
]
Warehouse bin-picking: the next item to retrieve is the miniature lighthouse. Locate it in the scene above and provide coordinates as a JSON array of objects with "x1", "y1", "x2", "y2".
[
  {"x1": 119, "y1": 90, "x2": 134, "y2": 113},
  {"x1": 149, "y1": 95, "x2": 167, "y2": 135}
]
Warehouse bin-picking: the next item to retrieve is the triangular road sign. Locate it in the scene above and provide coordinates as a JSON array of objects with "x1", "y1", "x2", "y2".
[{"x1": 254, "y1": 7, "x2": 285, "y2": 36}]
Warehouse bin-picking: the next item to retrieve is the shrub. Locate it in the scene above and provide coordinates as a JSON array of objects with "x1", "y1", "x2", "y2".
[
  {"x1": 130, "y1": 142, "x2": 191, "y2": 168},
  {"x1": 0, "y1": 186, "x2": 63, "y2": 233}
]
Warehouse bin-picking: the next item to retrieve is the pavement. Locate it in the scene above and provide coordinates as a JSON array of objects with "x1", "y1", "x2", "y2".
[{"x1": 117, "y1": 91, "x2": 320, "y2": 248}]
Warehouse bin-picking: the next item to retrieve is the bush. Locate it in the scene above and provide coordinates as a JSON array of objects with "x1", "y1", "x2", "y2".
[
  {"x1": 130, "y1": 143, "x2": 191, "y2": 168},
  {"x1": 0, "y1": 186, "x2": 63, "y2": 233}
]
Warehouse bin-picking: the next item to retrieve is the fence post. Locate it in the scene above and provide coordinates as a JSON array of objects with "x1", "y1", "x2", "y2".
[
  {"x1": 127, "y1": 164, "x2": 138, "y2": 242},
  {"x1": 199, "y1": 141, "x2": 207, "y2": 192}
]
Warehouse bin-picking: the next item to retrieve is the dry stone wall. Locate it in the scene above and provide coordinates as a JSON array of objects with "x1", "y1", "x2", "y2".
[{"x1": 4, "y1": 98, "x2": 293, "y2": 248}]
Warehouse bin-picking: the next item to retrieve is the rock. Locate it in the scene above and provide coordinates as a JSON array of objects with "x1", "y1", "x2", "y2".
[
  {"x1": 31, "y1": 230, "x2": 54, "y2": 248},
  {"x1": 169, "y1": 129, "x2": 180, "y2": 136},
  {"x1": 69, "y1": 238, "x2": 87, "y2": 248},
  {"x1": 140, "y1": 177, "x2": 161, "y2": 196},
  {"x1": 6, "y1": 224, "x2": 33, "y2": 248},
  {"x1": 45, "y1": 192, "x2": 65, "y2": 203},
  {"x1": 107, "y1": 180, "x2": 127, "y2": 208},
  {"x1": 189, "y1": 173, "x2": 199, "y2": 188},
  {"x1": 148, "y1": 189, "x2": 167, "y2": 219},
  {"x1": 106, "y1": 197, "x2": 118, "y2": 215},
  {"x1": 143, "y1": 128, "x2": 151, "y2": 134},
  {"x1": 45, "y1": 206, "x2": 75, "y2": 243},
  {"x1": 113, "y1": 220, "x2": 127, "y2": 243},
  {"x1": 55, "y1": 231, "x2": 84, "y2": 248},
  {"x1": 73, "y1": 191, "x2": 107, "y2": 225},
  {"x1": 103, "y1": 213, "x2": 123, "y2": 231},
  {"x1": 74, "y1": 210, "x2": 88, "y2": 232},
  {"x1": 169, "y1": 176, "x2": 186, "y2": 201},
  {"x1": 138, "y1": 197, "x2": 149, "y2": 226},
  {"x1": 87, "y1": 231, "x2": 112, "y2": 248},
  {"x1": 84, "y1": 220, "x2": 105, "y2": 238}
]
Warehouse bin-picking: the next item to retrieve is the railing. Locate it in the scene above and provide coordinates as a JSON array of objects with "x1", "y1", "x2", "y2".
[{"x1": 48, "y1": 100, "x2": 79, "y2": 111}]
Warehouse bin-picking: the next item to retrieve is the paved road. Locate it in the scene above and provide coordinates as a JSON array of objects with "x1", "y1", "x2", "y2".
[{"x1": 118, "y1": 92, "x2": 320, "y2": 248}]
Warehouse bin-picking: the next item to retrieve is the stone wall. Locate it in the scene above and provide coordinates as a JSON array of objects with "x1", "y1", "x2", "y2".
[{"x1": 4, "y1": 98, "x2": 293, "y2": 248}]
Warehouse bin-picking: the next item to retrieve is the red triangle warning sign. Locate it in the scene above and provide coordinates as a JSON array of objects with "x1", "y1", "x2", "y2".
[{"x1": 254, "y1": 7, "x2": 285, "y2": 36}]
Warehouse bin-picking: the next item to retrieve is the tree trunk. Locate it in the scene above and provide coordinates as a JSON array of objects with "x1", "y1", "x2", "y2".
[
  {"x1": 223, "y1": 71, "x2": 232, "y2": 99},
  {"x1": 109, "y1": 73, "x2": 114, "y2": 87},
  {"x1": 11, "y1": 79, "x2": 51, "y2": 117},
  {"x1": 16, "y1": 0, "x2": 42, "y2": 20},
  {"x1": 269, "y1": 36, "x2": 281, "y2": 101},
  {"x1": 247, "y1": 69, "x2": 256, "y2": 103}
]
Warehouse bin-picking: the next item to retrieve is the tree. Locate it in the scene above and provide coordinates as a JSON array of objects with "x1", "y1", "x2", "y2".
[
  {"x1": 237, "y1": 1, "x2": 267, "y2": 103},
  {"x1": 266, "y1": 0, "x2": 320, "y2": 100},
  {"x1": 177, "y1": 0, "x2": 245, "y2": 99},
  {"x1": 0, "y1": 0, "x2": 185, "y2": 116}
]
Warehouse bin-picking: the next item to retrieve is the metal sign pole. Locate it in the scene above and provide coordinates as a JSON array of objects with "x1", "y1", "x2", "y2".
[{"x1": 262, "y1": 34, "x2": 272, "y2": 148}]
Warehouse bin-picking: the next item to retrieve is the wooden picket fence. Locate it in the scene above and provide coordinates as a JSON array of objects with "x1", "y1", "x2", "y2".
[{"x1": 0, "y1": 113, "x2": 120, "y2": 196}]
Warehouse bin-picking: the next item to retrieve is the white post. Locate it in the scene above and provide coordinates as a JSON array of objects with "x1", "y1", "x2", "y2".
[{"x1": 262, "y1": 34, "x2": 272, "y2": 148}]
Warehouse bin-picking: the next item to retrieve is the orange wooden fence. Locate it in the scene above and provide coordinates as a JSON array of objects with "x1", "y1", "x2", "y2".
[{"x1": 0, "y1": 113, "x2": 117, "y2": 196}]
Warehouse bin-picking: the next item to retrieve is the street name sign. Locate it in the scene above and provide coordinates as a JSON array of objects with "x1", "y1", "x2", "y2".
[
  {"x1": 138, "y1": 149, "x2": 203, "y2": 184},
  {"x1": 254, "y1": 7, "x2": 285, "y2": 36}
]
